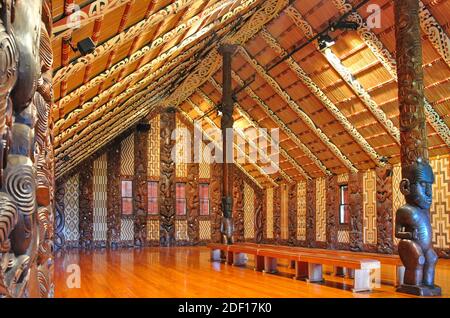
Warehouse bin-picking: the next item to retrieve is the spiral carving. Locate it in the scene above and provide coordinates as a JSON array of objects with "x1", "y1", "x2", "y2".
[
  {"x1": 0, "y1": 192, "x2": 17, "y2": 244},
  {"x1": 4, "y1": 163, "x2": 36, "y2": 216}
]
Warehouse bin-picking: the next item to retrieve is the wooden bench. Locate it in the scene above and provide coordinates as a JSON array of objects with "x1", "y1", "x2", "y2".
[{"x1": 233, "y1": 243, "x2": 404, "y2": 286}]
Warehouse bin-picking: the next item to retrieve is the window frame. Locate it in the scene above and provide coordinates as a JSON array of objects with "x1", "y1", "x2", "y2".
[
  {"x1": 121, "y1": 179, "x2": 133, "y2": 216},
  {"x1": 199, "y1": 183, "x2": 210, "y2": 216},
  {"x1": 147, "y1": 181, "x2": 159, "y2": 215},
  {"x1": 339, "y1": 184, "x2": 349, "y2": 225},
  {"x1": 176, "y1": 182, "x2": 187, "y2": 216}
]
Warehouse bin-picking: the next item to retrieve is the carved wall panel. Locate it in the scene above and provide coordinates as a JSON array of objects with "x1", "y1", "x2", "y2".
[
  {"x1": 326, "y1": 175, "x2": 338, "y2": 249},
  {"x1": 297, "y1": 181, "x2": 307, "y2": 241},
  {"x1": 306, "y1": 180, "x2": 316, "y2": 247},
  {"x1": 79, "y1": 161, "x2": 94, "y2": 249},
  {"x1": 376, "y1": 165, "x2": 394, "y2": 254},
  {"x1": 210, "y1": 161, "x2": 222, "y2": 243},
  {"x1": 187, "y1": 162, "x2": 199, "y2": 243},
  {"x1": 288, "y1": 184, "x2": 297, "y2": 245},
  {"x1": 159, "y1": 109, "x2": 176, "y2": 246},
  {"x1": 315, "y1": 177, "x2": 327, "y2": 243},
  {"x1": 349, "y1": 172, "x2": 364, "y2": 251},
  {"x1": 233, "y1": 168, "x2": 245, "y2": 242},
  {"x1": 254, "y1": 186, "x2": 264, "y2": 244},
  {"x1": 55, "y1": 179, "x2": 66, "y2": 250},
  {"x1": 363, "y1": 170, "x2": 377, "y2": 245},
  {"x1": 266, "y1": 187, "x2": 274, "y2": 239},
  {"x1": 93, "y1": 154, "x2": 107, "y2": 246},
  {"x1": 63, "y1": 174, "x2": 80, "y2": 246},
  {"x1": 243, "y1": 182, "x2": 255, "y2": 240},
  {"x1": 273, "y1": 186, "x2": 281, "y2": 243},
  {"x1": 280, "y1": 185, "x2": 288, "y2": 241},
  {"x1": 106, "y1": 143, "x2": 121, "y2": 247},
  {"x1": 175, "y1": 116, "x2": 188, "y2": 178},
  {"x1": 134, "y1": 124, "x2": 148, "y2": 246}
]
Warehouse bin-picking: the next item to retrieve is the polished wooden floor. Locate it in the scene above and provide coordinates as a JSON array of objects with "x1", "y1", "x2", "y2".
[{"x1": 54, "y1": 247, "x2": 450, "y2": 298}]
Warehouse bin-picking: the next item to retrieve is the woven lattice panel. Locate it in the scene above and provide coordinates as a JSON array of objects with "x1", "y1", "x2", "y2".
[
  {"x1": 297, "y1": 181, "x2": 306, "y2": 240},
  {"x1": 199, "y1": 220, "x2": 211, "y2": 240},
  {"x1": 147, "y1": 220, "x2": 160, "y2": 241},
  {"x1": 281, "y1": 185, "x2": 288, "y2": 240},
  {"x1": 315, "y1": 177, "x2": 326, "y2": 242},
  {"x1": 120, "y1": 217, "x2": 134, "y2": 241},
  {"x1": 430, "y1": 156, "x2": 450, "y2": 249},
  {"x1": 147, "y1": 115, "x2": 160, "y2": 177},
  {"x1": 244, "y1": 182, "x2": 255, "y2": 239},
  {"x1": 392, "y1": 163, "x2": 404, "y2": 245},
  {"x1": 176, "y1": 220, "x2": 189, "y2": 241},
  {"x1": 93, "y1": 154, "x2": 107, "y2": 242},
  {"x1": 266, "y1": 187, "x2": 274, "y2": 239},
  {"x1": 338, "y1": 230, "x2": 350, "y2": 243},
  {"x1": 175, "y1": 116, "x2": 188, "y2": 178},
  {"x1": 121, "y1": 133, "x2": 134, "y2": 176},
  {"x1": 337, "y1": 173, "x2": 349, "y2": 184},
  {"x1": 63, "y1": 174, "x2": 80, "y2": 242},
  {"x1": 363, "y1": 169, "x2": 377, "y2": 244}
]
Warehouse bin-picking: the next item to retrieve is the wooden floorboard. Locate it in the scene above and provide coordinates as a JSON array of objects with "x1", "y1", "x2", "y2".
[{"x1": 54, "y1": 247, "x2": 450, "y2": 298}]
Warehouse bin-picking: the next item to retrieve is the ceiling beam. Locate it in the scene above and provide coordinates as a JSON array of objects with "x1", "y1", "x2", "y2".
[
  {"x1": 285, "y1": 6, "x2": 401, "y2": 145},
  {"x1": 238, "y1": 47, "x2": 357, "y2": 173},
  {"x1": 206, "y1": 78, "x2": 311, "y2": 180},
  {"x1": 230, "y1": 70, "x2": 331, "y2": 176},
  {"x1": 330, "y1": 0, "x2": 450, "y2": 149},
  {"x1": 260, "y1": 27, "x2": 384, "y2": 167}
]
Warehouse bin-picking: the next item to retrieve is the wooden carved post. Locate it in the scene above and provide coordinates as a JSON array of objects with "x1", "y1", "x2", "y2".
[
  {"x1": 394, "y1": 0, "x2": 441, "y2": 296},
  {"x1": 159, "y1": 108, "x2": 176, "y2": 247},
  {"x1": 134, "y1": 122, "x2": 149, "y2": 247},
  {"x1": 306, "y1": 180, "x2": 316, "y2": 248},
  {"x1": 326, "y1": 175, "x2": 338, "y2": 249},
  {"x1": 107, "y1": 143, "x2": 121, "y2": 247},
  {"x1": 376, "y1": 165, "x2": 394, "y2": 254},
  {"x1": 349, "y1": 172, "x2": 363, "y2": 251},
  {"x1": 219, "y1": 44, "x2": 237, "y2": 245}
]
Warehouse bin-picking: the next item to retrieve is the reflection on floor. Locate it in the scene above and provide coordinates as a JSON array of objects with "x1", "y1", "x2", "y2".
[{"x1": 54, "y1": 247, "x2": 450, "y2": 298}]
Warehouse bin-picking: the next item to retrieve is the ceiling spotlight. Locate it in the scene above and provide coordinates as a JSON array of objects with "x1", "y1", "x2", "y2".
[
  {"x1": 330, "y1": 20, "x2": 359, "y2": 32},
  {"x1": 64, "y1": 36, "x2": 96, "y2": 56},
  {"x1": 318, "y1": 34, "x2": 335, "y2": 51}
]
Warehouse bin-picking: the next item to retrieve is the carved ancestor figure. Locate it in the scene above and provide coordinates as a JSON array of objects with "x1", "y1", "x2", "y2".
[
  {"x1": 395, "y1": 159, "x2": 441, "y2": 296},
  {"x1": 220, "y1": 196, "x2": 233, "y2": 244},
  {"x1": 0, "y1": 0, "x2": 54, "y2": 298}
]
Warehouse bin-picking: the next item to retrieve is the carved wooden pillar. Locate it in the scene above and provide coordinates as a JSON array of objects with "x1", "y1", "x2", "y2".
[
  {"x1": 107, "y1": 143, "x2": 121, "y2": 247},
  {"x1": 376, "y1": 165, "x2": 394, "y2": 254},
  {"x1": 306, "y1": 180, "x2": 316, "y2": 248},
  {"x1": 349, "y1": 172, "x2": 363, "y2": 251},
  {"x1": 288, "y1": 184, "x2": 297, "y2": 245},
  {"x1": 219, "y1": 44, "x2": 237, "y2": 243},
  {"x1": 159, "y1": 108, "x2": 176, "y2": 246},
  {"x1": 134, "y1": 123, "x2": 149, "y2": 247},
  {"x1": 326, "y1": 175, "x2": 338, "y2": 250},
  {"x1": 232, "y1": 168, "x2": 244, "y2": 242},
  {"x1": 255, "y1": 186, "x2": 265, "y2": 244},
  {"x1": 273, "y1": 186, "x2": 281, "y2": 243},
  {"x1": 79, "y1": 161, "x2": 94, "y2": 249}
]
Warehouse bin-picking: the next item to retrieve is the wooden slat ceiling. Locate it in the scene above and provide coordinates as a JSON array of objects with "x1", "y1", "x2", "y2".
[{"x1": 52, "y1": 0, "x2": 450, "y2": 186}]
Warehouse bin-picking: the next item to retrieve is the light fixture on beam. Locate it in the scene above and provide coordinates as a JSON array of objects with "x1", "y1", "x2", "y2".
[
  {"x1": 318, "y1": 33, "x2": 335, "y2": 51},
  {"x1": 64, "y1": 36, "x2": 96, "y2": 56}
]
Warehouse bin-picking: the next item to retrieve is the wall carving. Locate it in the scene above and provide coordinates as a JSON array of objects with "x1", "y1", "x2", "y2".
[
  {"x1": 243, "y1": 182, "x2": 255, "y2": 240},
  {"x1": 297, "y1": 182, "x2": 306, "y2": 241},
  {"x1": 210, "y1": 161, "x2": 222, "y2": 243},
  {"x1": 326, "y1": 175, "x2": 338, "y2": 249},
  {"x1": 159, "y1": 109, "x2": 176, "y2": 246},
  {"x1": 273, "y1": 186, "x2": 281, "y2": 243},
  {"x1": 306, "y1": 180, "x2": 316, "y2": 247},
  {"x1": 79, "y1": 162, "x2": 94, "y2": 249},
  {"x1": 349, "y1": 172, "x2": 364, "y2": 251},
  {"x1": 93, "y1": 154, "x2": 107, "y2": 246},
  {"x1": 147, "y1": 115, "x2": 160, "y2": 177},
  {"x1": 134, "y1": 124, "x2": 149, "y2": 246},
  {"x1": 363, "y1": 170, "x2": 377, "y2": 245},
  {"x1": 254, "y1": 187, "x2": 264, "y2": 244},
  {"x1": 186, "y1": 161, "x2": 199, "y2": 243},
  {"x1": 107, "y1": 144, "x2": 121, "y2": 247},
  {"x1": 315, "y1": 178, "x2": 327, "y2": 243},
  {"x1": 288, "y1": 184, "x2": 297, "y2": 245},
  {"x1": 63, "y1": 174, "x2": 80, "y2": 246},
  {"x1": 233, "y1": 168, "x2": 245, "y2": 242},
  {"x1": 376, "y1": 165, "x2": 394, "y2": 254},
  {"x1": 266, "y1": 187, "x2": 274, "y2": 239},
  {"x1": 55, "y1": 179, "x2": 65, "y2": 250}
]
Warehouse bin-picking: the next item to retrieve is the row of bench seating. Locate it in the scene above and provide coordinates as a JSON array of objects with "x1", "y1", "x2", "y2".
[{"x1": 207, "y1": 242, "x2": 405, "y2": 293}]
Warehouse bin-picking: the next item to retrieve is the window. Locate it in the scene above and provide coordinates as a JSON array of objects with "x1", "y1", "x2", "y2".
[
  {"x1": 339, "y1": 184, "x2": 349, "y2": 224},
  {"x1": 199, "y1": 183, "x2": 210, "y2": 216},
  {"x1": 176, "y1": 183, "x2": 186, "y2": 216},
  {"x1": 121, "y1": 180, "x2": 133, "y2": 215},
  {"x1": 148, "y1": 181, "x2": 158, "y2": 215}
]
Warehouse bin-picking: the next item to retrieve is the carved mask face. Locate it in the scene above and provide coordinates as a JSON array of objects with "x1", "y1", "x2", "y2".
[
  {"x1": 406, "y1": 180, "x2": 433, "y2": 210},
  {"x1": 401, "y1": 160, "x2": 434, "y2": 210}
]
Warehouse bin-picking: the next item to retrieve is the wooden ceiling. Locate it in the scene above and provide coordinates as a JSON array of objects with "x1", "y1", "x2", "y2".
[{"x1": 52, "y1": 0, "x2": 450, "y2": 187}]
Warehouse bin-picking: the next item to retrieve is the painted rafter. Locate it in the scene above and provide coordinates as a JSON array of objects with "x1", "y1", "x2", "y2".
[
  {"x1": 230, "y1": 70, "x2": 331, "y2": 176},
  {"x1": 206, "y1": 78, "x2": 311, "y2": 180},
  {"x1": 260, "y1": 27, "x2": 384, "y2": 166},
  {"x1": 53, "y1": 0, "x2": 199, "y2": 84},
  {"x1": 331, "y1": 0, "x2": 450, "y2": 149},
  {"x1": 238, "y1": 47, "x2": 357, "y2": 173},
  {"x1": 185, "y1": 99, "x2": 277, "y2": 187},
  {"x1": 285, "y1": 6, "x2": 401, "y2": 145},
  {"x1": 163, "y1": 0, "x2": 289, "y2": 108},
  {"x1": 190, "y1": 92, "x2": 294, "y2": 183},
  {"x1": 55, "y1": 0, "x2": 251, "y2": 124},
  {"x1": 178, "y1": 109, "x2": 265, "y2": 189}
]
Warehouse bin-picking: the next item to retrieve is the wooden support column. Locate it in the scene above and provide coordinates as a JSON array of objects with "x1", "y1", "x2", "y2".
[
  {"x1": 349, "y1": 172, "x2": 363, "y2": 252},
  {"x1": 219, "y1": 44, "x2": 237, "y2": 244},
  {"x1": 326, "y1": 175, "x2": 338, "y2": 250},
  {"x1": 79, "y1": 161, "x2": 94, "y2": 249},
  {"x1": 159, "y1": 108, "x2": 176, "y2": 246},
  {"x1": 306, "y1": 180, "x2": 316, "y2": 248},
  {"x1": 394, "y1": 0, "x2": 441, "y2": 296},
  {"x1": 376, "y1": 165, "x2": 394, "y2": 254},
  {"x1": 134, "y1": 122, "x2": 149, "y2": 246},
  {"x1": 107, "y1": 142, "x2": 121, "y2": 247}
]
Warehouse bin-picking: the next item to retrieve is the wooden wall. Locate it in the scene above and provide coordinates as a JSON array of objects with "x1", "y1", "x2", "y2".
[
  {"x1": 264, "y1": 156, "x2": 450, "y2": 258},
  {"x1": 56, "y1": 113, "x2": 262, "y2": 248}
]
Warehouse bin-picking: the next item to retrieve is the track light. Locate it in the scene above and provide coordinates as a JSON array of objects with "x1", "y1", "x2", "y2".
[
  {"x1": 318, "y1": 34, "x2": 335, "y2": 51},
  {"x1": 330, "y1": 20, "x2": 359, "y2": 32},
  {"x1": 64, "y1": 37, "x2": 96, "y2": 56}
]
